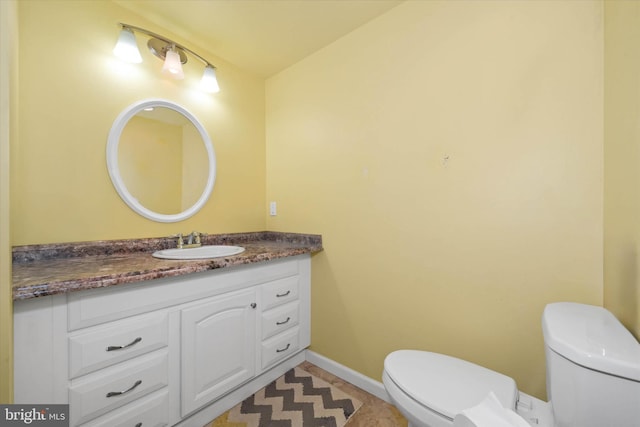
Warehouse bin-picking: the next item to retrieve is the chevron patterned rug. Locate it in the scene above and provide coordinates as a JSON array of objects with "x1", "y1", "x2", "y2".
[{"x1": 206, "y1": 366, "x2": 363, "y2": 427}]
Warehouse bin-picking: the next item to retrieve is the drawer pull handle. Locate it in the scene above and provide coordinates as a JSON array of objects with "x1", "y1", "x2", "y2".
[
  {"x1": 106, "y1": 380, "x2": 142, "y2": 398},
  {"x1": 106, "y1": 337, "x2": 142, "y2": 352},
  {"x1": 276, "y1": 290, "x2": 291, "y2": 298},
  {"x1": 276, "y1": 317, "x2": 291, "y2": 325},
  {"x1": 276, "y1": 343, "x2": 291, "y2": 353},
  {"x1": 135, "y1": 424, "x2": 142, "y2": 427}
]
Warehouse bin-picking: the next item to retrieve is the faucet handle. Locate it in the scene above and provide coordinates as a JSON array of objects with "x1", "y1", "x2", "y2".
[
  {"x1": 190, "y1": 231, "x2": 205, "y2": 245},
  {"x1": 198, "y1": 232, "x2": 208, "y2": 244},
  {"x1": 171, "y1": 233, "x2": 184, "y2": 248}
]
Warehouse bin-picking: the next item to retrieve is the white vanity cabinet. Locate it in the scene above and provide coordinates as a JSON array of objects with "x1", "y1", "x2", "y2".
[{"x1": 13, "y1": 255, "x2": 311, "y2": 427}]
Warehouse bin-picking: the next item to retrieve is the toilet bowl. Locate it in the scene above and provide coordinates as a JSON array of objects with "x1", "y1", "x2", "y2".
[
  {"x1": 383, "y1": 303, "x2": 640, "y2": 427},
  {"x1": 383, "y1": 350, "x2": 527, "y2": 427}
]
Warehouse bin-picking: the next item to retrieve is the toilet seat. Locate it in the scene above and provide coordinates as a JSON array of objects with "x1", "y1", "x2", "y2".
[{"x1": 384, "y1": 350, "x2": 518, "y2": 421}]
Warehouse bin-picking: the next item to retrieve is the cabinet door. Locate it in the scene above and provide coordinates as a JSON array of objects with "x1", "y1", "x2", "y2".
[{"x1": 180, "y1": 289, "x2": 257, "y2": 416}]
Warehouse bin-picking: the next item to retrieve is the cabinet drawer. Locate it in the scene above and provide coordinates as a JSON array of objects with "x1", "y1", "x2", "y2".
[
  {"x1": 69, "y1": 312, "x2": 169, "y2": 378},
  {"x1": 261, "y1": 327, "x2": 300, "y2": 369},
  {"x1": 79, "y1": 388, "x2": 169, "y2": 427},
  {"x1": 69, "y1": 349, "x2": 169, "y2": 426},
  {"x1": 262, "y1": 301, "x2": 299, "y2": 340},
  {"x1": 262, "y1": 276, "x2": 299, "y2": 310}
]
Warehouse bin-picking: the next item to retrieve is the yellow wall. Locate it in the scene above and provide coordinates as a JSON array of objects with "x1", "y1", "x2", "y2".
[
  {"x1": 604, "y1": 0, "x2": 640, "y2": 338},
  {"x1": 266, "y1": 0, "x2": 603, "y2": 399},
  {"x1": 0, "y1": 0, "x2": 17, "y2": 404},
  {"x1": 12, "y1": 0, "x2": 267, "y2": 246}
]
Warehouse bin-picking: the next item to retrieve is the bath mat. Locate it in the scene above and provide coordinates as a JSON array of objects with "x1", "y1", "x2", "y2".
[{"x1": 205, "y1": 366, "x2": 362, "y2": 427}]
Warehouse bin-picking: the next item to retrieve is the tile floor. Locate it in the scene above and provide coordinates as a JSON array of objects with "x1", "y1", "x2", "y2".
[{"x1": 297, "y1": 361, "x2": 408, "y2": 427}]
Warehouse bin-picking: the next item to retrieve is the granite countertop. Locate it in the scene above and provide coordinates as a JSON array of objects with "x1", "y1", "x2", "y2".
[{"x1": 12, "y1": 231, "x2": 323, "y2": 301}]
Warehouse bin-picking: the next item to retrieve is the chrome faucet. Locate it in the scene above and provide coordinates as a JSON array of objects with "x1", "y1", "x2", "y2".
[
  {"x1": 187, "y1": 231, "x2": 200, "y2": 246},
  {"x1": 171, "y1": 231, "x2": 206, "y2": 249},
  {"x1": 185, "y1": 231, "x2": 207, "y2": 248}
]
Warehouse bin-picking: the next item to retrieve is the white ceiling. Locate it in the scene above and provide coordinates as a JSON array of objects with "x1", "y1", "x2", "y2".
[{"x1": 113, "y1": 0, "x2": 403, "y2": 78}]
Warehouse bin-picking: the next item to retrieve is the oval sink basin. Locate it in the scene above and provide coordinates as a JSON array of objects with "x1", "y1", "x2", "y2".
[{"x1": 152, "y1": 245, "x2": 245, "y2": 260}]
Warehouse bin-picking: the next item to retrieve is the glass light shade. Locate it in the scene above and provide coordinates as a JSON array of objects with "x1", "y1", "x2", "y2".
[
  {"x1": 113, "y1": 28, "x2": 142, "y2": 63},
  {"x1": 162, "y1": 49, "x2": 184, "y2": 80},
  {"x1": 200, "y1": 65, "x2": 220, "y2": 93}
]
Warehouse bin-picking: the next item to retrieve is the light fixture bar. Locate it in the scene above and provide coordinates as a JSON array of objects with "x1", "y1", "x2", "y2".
[{"x1": 118, "y1": 23, "x2": 216, "y2": 70}]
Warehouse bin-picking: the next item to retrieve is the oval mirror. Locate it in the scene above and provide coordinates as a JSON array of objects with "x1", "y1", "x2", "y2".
[{"x1": 107, "y1": 99, "x2": 216, "y2": 222}]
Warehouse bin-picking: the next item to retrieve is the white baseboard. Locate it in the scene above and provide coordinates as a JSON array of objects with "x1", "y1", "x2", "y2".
[{"x1": 305, "y1": 350, "x2": 391, "y2": 403}]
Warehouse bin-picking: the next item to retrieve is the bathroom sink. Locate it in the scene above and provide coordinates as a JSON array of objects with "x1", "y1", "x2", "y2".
[{"x1": 152, "y1": 245, "x2": 245, "y2": 260}]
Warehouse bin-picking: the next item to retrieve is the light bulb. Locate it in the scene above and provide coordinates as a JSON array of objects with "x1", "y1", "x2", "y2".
[
  {"x1": 200, "y1": 65, "x2": 220, "y2": 93},
  {"x1": 113, "y1": 27, "x2": 142, "y2": 63},
  {"x1": 162, "y1": 48, "x2": 184, "y2": 80}
]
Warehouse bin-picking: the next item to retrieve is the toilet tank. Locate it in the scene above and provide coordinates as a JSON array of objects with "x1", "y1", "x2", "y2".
[{"x1": 542, "y1": 302, "x2": 640, "y2": 427}]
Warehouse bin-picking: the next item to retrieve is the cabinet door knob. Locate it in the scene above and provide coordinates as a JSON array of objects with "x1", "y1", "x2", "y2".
[
  {"x1": 250, "y1": 303, "x2": 257, "y2": 309},
  {"x1": 106, "y1": 379, "x2": 142, "y2": 397},
  {"x1": 106, "y1": 337, "x2": 142, "y2": 352}
]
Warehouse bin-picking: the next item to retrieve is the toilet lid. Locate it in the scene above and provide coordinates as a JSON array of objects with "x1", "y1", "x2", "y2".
[{"x1": 384, "y1": 350, "x2": 518, "y2": 420}]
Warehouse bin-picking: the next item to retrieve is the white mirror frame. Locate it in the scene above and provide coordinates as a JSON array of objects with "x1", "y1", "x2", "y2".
[{"x1": 106, "y1": 99, "x2": 216, "y2": 222}]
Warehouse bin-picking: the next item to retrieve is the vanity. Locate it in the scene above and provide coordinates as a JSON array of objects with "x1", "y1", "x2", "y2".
[
  {"x1": 11, "y1": 98, "x2": 323, "y2": 425},
  {"x1": 13, "y1": 232, "x2": 322, "y2": 427}
]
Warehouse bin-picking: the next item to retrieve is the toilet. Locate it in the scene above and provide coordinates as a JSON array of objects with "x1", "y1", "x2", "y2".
[{"x1": 383, "y1": 302, "x2": 640, "y2": 427}]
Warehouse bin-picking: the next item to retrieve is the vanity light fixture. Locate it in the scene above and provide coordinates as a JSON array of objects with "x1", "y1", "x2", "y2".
[
  {"x1": 113, "y1": 23, "x2": 220, "y2": 93},
  {"x1": 112, "y1": 27, "x2": 142, "y2": 63},
  {"x1": 161, "y1": 45, "x2": 185, "y2": 79},
  {"x1": 200, "y1": 65, "x2": 220, "y2": 93}
]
